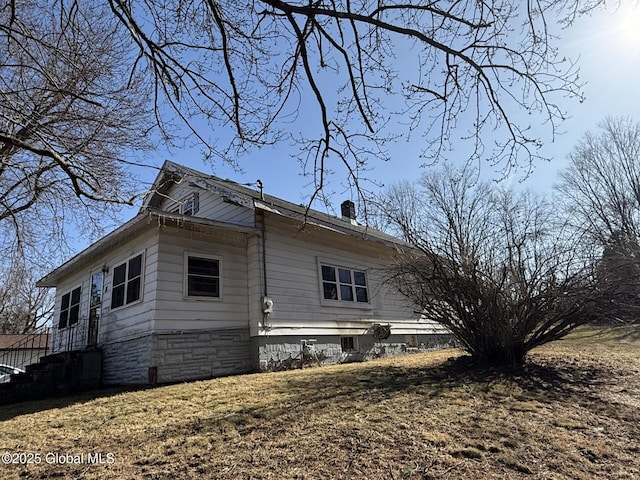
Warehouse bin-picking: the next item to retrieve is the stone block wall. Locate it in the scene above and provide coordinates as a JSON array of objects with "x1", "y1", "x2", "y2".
[
  {"x1": 253, "y1": 333, "x2": 456, "y2": 372},
  {"x1": 151, "y1": 328, "x2": 253, "y2": 383},
  {"x1": 101, "y1": 335, "x2": 153, "y2": 385}
]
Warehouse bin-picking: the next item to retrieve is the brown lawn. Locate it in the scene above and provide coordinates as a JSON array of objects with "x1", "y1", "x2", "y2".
[{"x1": 0, "y1": 326, "x2": 639, "y2": 479}]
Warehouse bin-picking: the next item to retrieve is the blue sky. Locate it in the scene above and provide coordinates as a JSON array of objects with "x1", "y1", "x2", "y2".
[{"x1": 117, "y1": 3, "x2": 640, "y2": 224}]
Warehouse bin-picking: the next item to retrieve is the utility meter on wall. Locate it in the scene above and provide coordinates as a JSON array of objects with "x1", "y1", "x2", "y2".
[{"x1": 262, "y1": 296, "x2": 274, "y2": 314}]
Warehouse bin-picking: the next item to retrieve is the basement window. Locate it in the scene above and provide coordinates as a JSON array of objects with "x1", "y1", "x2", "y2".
[
  {"x1": 341, "y1": 336, "x2": 357, "y2": 352},
  {"x1": 59, "y1": 286, "x2": 81, "y2": 329}
]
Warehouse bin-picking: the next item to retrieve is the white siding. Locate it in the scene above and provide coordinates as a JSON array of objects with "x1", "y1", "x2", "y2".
[
  {"x1": 158, "y1": 182, "x2": 254, "y2": 226},
  {"x1": 253, "y1": 213, "x2": 445, "y2": 337},
  {"x1": 99, "y1": 229, "x2": 160, "y2": 344},
  {"x1": 51, "y1": 228, "x2": 161, "y2": 353},
  {"x1": 153, "y1": 227, "x2": 250, "y2": 331}
]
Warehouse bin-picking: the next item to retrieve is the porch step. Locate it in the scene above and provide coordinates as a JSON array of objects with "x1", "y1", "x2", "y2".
[{"x1": 0, "y1": 350, "x2": 102, "y2": 405}]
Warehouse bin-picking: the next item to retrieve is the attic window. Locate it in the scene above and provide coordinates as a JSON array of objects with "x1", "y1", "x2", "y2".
[
  {"x1": 182, "y1": 192, "x2": 199, "y2": 216},
  {"x1": 169, "y1": 192, "x2": 200, "y2": 215}
]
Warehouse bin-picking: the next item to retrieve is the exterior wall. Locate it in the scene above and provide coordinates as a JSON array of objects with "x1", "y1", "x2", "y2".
[
  {"x1": 101, "y1": 328, "x2": 253, "y2": 386},
  {"x1": 160, "y1": 182, "x2": 254, "y2": 226},
  {"x1": 153, "y1": 227, "x2": 250, "y2": 331},
  {"x1": 101, "y1": 334, "x2": 153, "y2": 385},
  {"x1": 50, "y1": 227, "x2": 161, "y2": 355},
  {"x1": 252, "y1": 212, "x2": 447, "y2": 338},
  {"x1": 253, "y1": 333, "x2": 456, "y2": 371},
  {"x1": 150, "y1": 328, "x2": 252, "y2": 383}
]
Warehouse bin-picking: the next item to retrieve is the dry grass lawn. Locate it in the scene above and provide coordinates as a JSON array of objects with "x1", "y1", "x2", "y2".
[{"x1": 0, "y1": 326, "x2": 639, "y2": 479}]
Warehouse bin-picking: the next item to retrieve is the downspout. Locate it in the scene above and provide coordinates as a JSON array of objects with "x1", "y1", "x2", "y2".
[
  {"x1": 258, "y1": 208, "x2": 271, "y2": 331},
  {"x1": 261, "y1": 209, "x2": 268, "y2": 298}
]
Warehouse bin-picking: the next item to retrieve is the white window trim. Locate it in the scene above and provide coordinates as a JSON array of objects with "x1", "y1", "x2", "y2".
[
  {"x1": 168, "y1": 192, "x2": 200, "y2": 216},
  {"x1": 317, "y1": 258, "x2": 372, "y2": 309},
  {"x1": 183, "y1": 252, "x2": 223, "y2": 301},
  {"x1": 109, "y1": 251, "x2": 145, "y2": 311},
  {"x1": 58, "y1": 285, "x2": 82, "y2": 329}
]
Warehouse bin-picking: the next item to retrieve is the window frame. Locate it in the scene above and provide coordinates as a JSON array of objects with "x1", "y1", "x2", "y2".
[
  {"x1": 317, "y1": 259, "x2": 371, "y2": 308},
  {"x1": 341, "y1": 336, "x2": 358, "y2": 352},
  {"x1": 182, "y1": 192, "x2": 200, "y2": 216},
  {"x1": 169, "y1": 192, "x2": 200, "y2": 216},
  {"x1": 183, "y1": 252, "x2": 223, "y2": 301},
  {"x1": 110, "y1": 252, "x2": 145, "y2": 310},
  {"x1": 58, "y1": 285, "x2": 82, "y2": 329}
]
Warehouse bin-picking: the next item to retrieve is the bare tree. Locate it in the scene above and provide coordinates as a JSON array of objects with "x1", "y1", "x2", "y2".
[
  {"x1": 379, "y1": 167, "x2": 613, "y2": 365},
  {"x1": 557, "y1": 117, "x2": 640, "y2": 245},
  {"x1": 0, "y1": 257, "x2": 53, "y2": 334},
  {"x1": 1, "y1": 0, "x2": 155, "y2": 257},
  {"x1": 557, "y1": 117, "x2": 640, "y2": 321},
  {"x1": 4, "y1": 0, "x2": 606, "y2": 209}
]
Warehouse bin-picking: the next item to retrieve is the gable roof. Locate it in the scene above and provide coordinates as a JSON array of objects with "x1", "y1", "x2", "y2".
[
  {"x1": 37, "y1": 161, "x2": 409, "y2": 288},
  {"x1": 143, "y1": 160, "x2": 408, "y2": 248}
]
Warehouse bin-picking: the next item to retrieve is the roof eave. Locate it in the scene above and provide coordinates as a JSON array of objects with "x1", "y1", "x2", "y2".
[{"x1": 36, "y1": 209, "x2": 258, "y2": 288}]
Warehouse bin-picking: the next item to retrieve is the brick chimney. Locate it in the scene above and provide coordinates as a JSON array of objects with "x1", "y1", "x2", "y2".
[{"x1": 341, "y1": 200, "x2": 356, "y2": 221}]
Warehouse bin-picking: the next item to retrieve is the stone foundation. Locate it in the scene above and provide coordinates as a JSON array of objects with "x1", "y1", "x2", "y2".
[
  {"x1": 101, "y1": 335, "x2": 153, "y2": 385},
  {"x1": 253, "y1": 333, "x2": 455, "y2": 372},
  {"x1": 151, "y1": 328, "x2": 253, "y2": 383}
]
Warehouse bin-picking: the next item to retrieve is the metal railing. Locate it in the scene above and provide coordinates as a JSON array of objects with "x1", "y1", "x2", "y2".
[
  {"x1": 0, "y1": 326, "x2": 51, "y2": 370},
  {"x1": 50, "y1": 319, "x2": 90, "y2": 355}
]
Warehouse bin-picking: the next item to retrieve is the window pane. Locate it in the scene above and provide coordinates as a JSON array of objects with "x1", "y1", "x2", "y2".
[
  {"x1": 323, "y1": 282, "x2": 338, "y2": 300},
  {"x1": 341, "y1": 337, "x2": 355, "y2": 352},
  {"x1": 58, "y1": 310, "x2": 68, "y2": 329},
  {"x1": 321, "y1": 265, "x2": 335, "y2": 282},
  {"x1": 71, "y1": 287, "x2": 81, "y2": 305},
  {"x1": 340, "y1": 284, "x2": 354, "y2": 301},
  {"x1": 188, "y1": 257, "x2": 219, "y2": 277},
  {"x1": 183, "y1": 193, "x2": 199, "y2": 215},
  {"x1": 188, "y1": 277, "x2": 219, "y2": 297},
  {"x1": 69, "y1": 305, "x2": 80, "y2": 325},
  {"x1": 338, "y1": 268, "x2": 352, "y2": 284},
  {"x1": 355, "y1": 287, "x2": 368, "y2": 303},
  {"x1": 60, "y1": 292, "x2": 70, "y2": 310},
  {"x1": 111, "y1": 284, "x2": 125, "y2": 309},
  {"x1": 91, "y1": 273, "x2": 103, "y2": 308},
  {"x1": 113, "y1": 263, "x2": 126, "y2": 286},
  {"x1": 126, "y1": 277, "x2": 141, "y2": 304},
  {"x1": 128, "y1": 255, "x2": 142, "y2": 279},
  {"x1": 354, "y1": 271, "x2": 367, "y2": 286}
]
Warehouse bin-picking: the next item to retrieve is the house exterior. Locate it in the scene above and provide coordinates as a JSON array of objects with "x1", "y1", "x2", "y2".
[{"x1": 36, "y1": 161, "x2": 451, "y2": 385}]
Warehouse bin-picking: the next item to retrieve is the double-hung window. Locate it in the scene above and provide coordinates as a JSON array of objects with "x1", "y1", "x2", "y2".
[
  {"x1": 321, "y1": 264, "x2": 369, "y2": 303},
  {"x1": 111, "y1": 253, "x2": 143, "y2": 309},
  {"x1": 59, "y1": 286, "x2": 81, "y2": 328},
  {"x1": 185, "y1": 254, "x2": 221, "y2": 298}
]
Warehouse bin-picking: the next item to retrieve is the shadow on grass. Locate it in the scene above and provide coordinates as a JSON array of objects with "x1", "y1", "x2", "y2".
[
  {"x1": 267, "y1": 352, "x2": 613, "y2": 415},
  {"x1": 0, "y1": 344, "x2": 620, "y2": 426},
  {"x1": 0, "y1": 385, "x2": 151, "y2": 422}
]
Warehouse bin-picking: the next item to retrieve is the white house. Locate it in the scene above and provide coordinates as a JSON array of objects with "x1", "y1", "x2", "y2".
[{"x1": 36, "y1": 161, "x2": 451, "y2": 385}]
